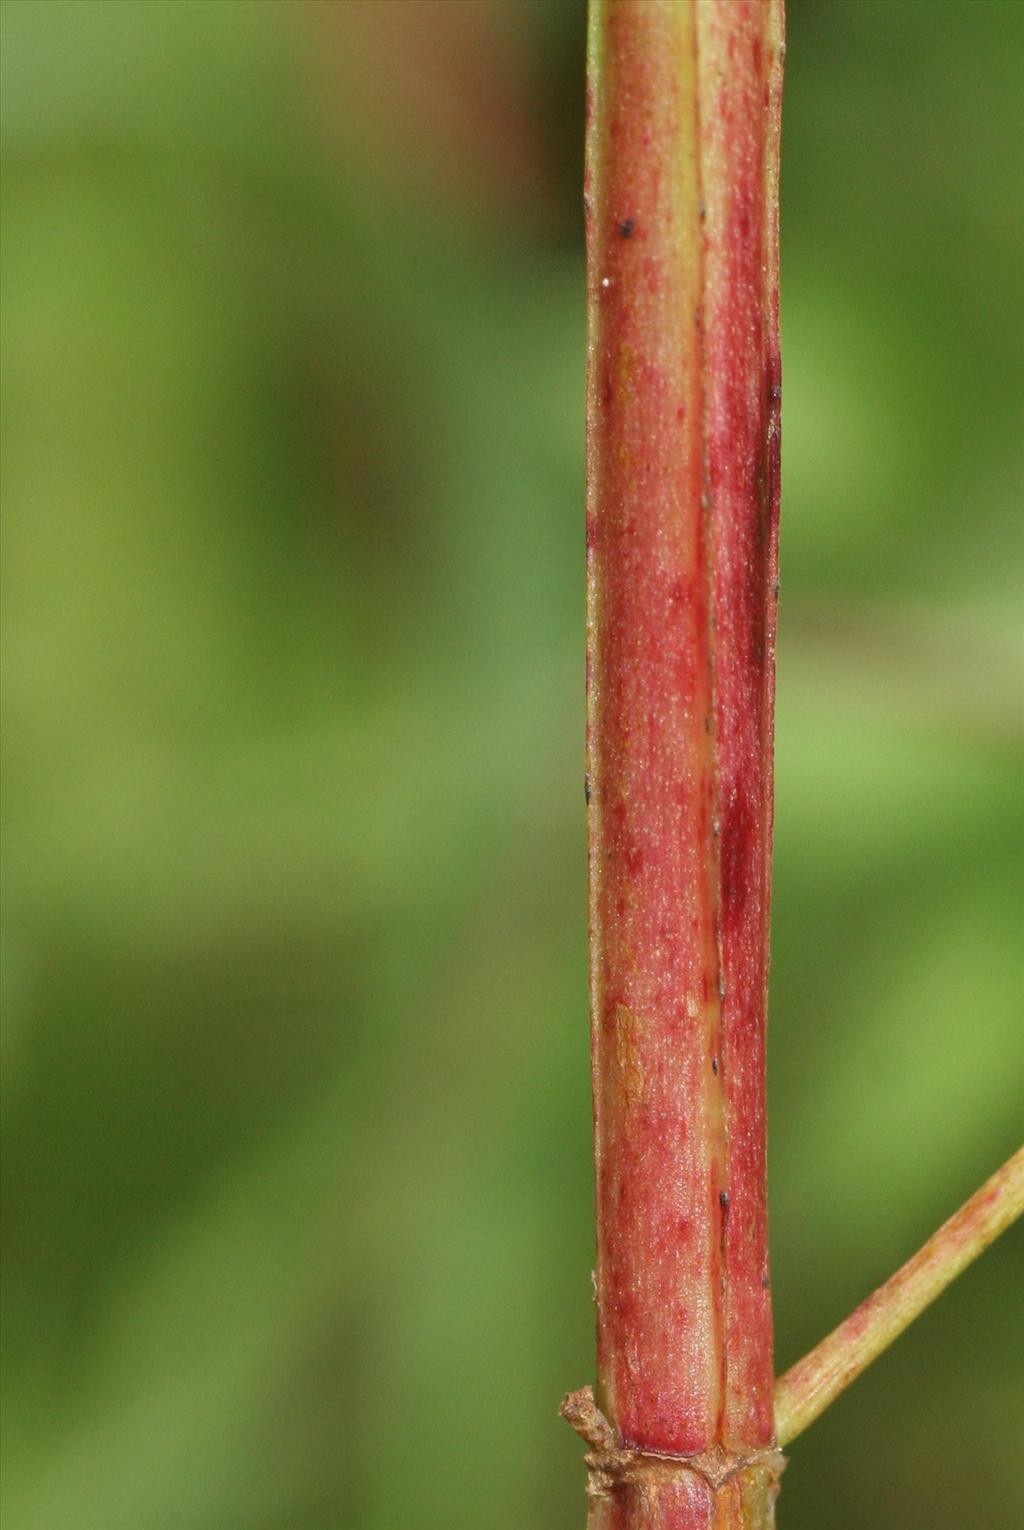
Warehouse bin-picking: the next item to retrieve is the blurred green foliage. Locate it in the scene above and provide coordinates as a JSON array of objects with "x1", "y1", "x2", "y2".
[{"x1": 2, "y1": 2, "x2": 1021, "y2": 1526}]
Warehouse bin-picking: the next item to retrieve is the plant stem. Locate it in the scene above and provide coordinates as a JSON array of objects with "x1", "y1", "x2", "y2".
[
  {"x1": 774, "y1": 1145, "x2": 1024, "y2": 1447},
  {"x1": 566, "y1": 2, "x2": 784, "y2": 1526}
]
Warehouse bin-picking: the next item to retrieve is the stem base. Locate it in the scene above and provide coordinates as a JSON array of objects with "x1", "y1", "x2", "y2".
[{"x1": 564, "y1": 1387, "x2": 783, "y2": 1530}]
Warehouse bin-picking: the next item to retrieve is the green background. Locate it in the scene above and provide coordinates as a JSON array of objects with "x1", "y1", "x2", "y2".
[{"x1": 2, "y1": 1, "x2": 1021, "y2": 1526}]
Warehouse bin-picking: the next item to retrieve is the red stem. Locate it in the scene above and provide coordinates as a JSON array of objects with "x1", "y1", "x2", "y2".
[{"x1": 568, "y1": 3, "x2": 784, "y2": 1525}]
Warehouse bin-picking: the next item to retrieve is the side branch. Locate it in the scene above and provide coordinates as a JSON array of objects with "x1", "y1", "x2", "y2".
[{"x1": 774, "y1": 1146, "x2": 1024, "y2": 1446}]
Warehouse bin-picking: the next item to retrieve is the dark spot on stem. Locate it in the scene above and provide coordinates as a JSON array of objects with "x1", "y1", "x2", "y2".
[
  {"x1": 719, "y1": 1191, "x2": 730, "y2": 1212},
  {"x1": 618, "y1": 217, "x2": 635, "y2": 238},
  {"x1": 711, "y1": 1056, "x2": 719, "y2": 1075},
  {"x1": 584, "y1": 773, "x2": 593, "y2": 805}
]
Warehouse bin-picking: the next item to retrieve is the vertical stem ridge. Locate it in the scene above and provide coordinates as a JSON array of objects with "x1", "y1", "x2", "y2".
[
  {"x1": 696, "y1": 0, "x2": 784, "y2": 1451},
  {"x1": 690, "y1": 8, "x2": 729, "y2": 1450}
]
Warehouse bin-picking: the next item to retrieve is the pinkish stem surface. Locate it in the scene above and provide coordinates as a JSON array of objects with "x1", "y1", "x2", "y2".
[{"x1": 572, "y1": 2, "x2": 785, "y2": 1527}]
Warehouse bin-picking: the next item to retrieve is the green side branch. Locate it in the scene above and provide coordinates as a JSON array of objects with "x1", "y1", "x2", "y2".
[{"x1": 775, "y1": 1146, "x2": 1024, "y2": 1446}]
